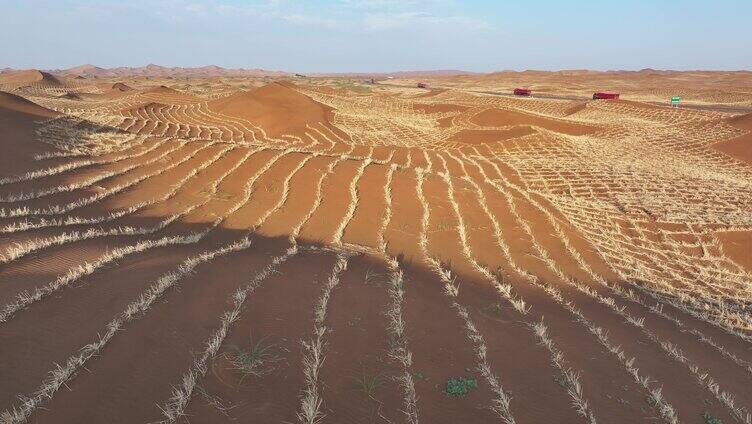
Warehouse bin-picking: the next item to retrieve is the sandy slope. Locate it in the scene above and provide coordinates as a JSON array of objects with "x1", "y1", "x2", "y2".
[
  {"x1": 0, "y1": 70, "x2": 64, "y2": 87},
  {"x1": 712, "y1": 113, "x2": 752, "y2": 163},
  {"x1": 0, "y1": 92, "x2": 61, "y2": 177},
  {"x1": 470, "y1": 107, "x2": 599, "y2": 135},
  {"x1": 0, "y1": 73, "x2": 751, "y2": 424},
  {"x1": 208, "y1": 82, "x2": 335, "y2": 138}
]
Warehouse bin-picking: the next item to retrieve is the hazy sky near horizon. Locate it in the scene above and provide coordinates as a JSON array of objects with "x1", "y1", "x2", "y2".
[{"x1": 2, "y1": 0, "x2": 751, "y2": 72}]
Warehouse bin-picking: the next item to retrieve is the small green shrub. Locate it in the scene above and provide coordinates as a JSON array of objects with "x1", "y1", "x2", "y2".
[
  {"x1": 484, "y1": 303, "x2": 505, "y2": 317},
  {"x1": 444, "y1": 377, "x2": 477, "y2": 397},
  {"x1": 352, "y1": 368, "x2": 383, "y2": 397},
  {"x1": 224, "y1": 336, "x2": 276, "y2": 385},
  {"x1": 703, "y1": 413, "x2": 722, "y2": 424}
]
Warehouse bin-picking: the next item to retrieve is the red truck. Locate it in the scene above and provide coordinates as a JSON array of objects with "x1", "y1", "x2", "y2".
[
  {"x1": 513, "y1": 88, "x2": 531, "y2": 96},
  {"x1": 417, "y1": 82, "x2": 428, "y2": 89},
  {"x1": 593, "y1": 92, "x2": 619, "y2": 100}
]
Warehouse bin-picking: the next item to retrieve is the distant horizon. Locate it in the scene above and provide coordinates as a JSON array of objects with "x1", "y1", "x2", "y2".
[{"x1": 3, "y1": 64, "x2": 751, "y2": 75}]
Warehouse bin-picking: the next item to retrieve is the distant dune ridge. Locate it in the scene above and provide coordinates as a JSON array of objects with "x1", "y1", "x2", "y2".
[
  {"x1": 46, "y1": 65, "x2": 480, "y2": 79},
  {"x1": 44, "y1": 64, "x2": 290, "y2": 78},
  {"x1": 1, "y1": 64, "x2": 750, "y2": 82},
  {"x1": 308, "y1": 69, "x2": 481, "y2": 78}
]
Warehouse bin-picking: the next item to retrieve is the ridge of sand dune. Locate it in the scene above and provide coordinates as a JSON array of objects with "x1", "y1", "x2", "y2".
[
  {"x1": 712, "y1": 112, "x2": 752, "y2": 163},
  {"x1": 0, "y1": 91, "x2": 60, "y2": 119},
  {"x1": 0, "y1": 70, "x2": 46, "y2": 84},
  {"x1": 207, "y1": 81, "x2": 335, "y2": 137},
  {"x1": 563, "y1": 99, "x2": 660, "y2": 117},
  {"x1": 140, "y1": 85, "x2": 201, "y2": 103},
  {"x1": 715, "y1": 231, "x2": 752, "y2": 272},
  {"x1": 727, "y1": 112, "x2": 752, "y2": 131},
  {"x1": 111, "y1": 82, "x2": 133, "y2": 92},
  {"x1": 38, "y1": 72, "x2": 66, "y2": 86},
  {"x1": 563, "y1": 101, "x2": 589, "y2": 116},
  {"x1": 0, "y1": 91, "x2": 61, "y2": 177},
  {"x1": 470, "y1": 107, "x2": 599, "y2": 135},
  {"x1": 449, "y1": 126, "x2": 538, "y2": 144},
  {"x1": 143, "y1": 85, "x2": 181, "y2": 95},
  {"x1": 0, "y1": 70, "x2": 65, "y2": 87}
]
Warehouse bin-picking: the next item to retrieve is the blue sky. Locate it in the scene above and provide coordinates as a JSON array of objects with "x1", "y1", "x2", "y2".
[{"x1": 1, "y1": 0, "x2": 750, "y2": 72}]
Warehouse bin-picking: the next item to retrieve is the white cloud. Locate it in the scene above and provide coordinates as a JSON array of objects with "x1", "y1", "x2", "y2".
[
  {"x1": 63, "y1": 0, "x2": 491, "y2": 34},
  {"x1": 339, "y1": 0, "x2": 450, "y2": 10},
  {"x1": 361, "y1": 11, "x2": 489, "y2": 31}
]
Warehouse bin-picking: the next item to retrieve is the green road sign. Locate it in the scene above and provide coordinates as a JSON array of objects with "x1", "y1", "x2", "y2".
[{"x1": 671, "y1": 96, "x2": 681, "y2": 103}]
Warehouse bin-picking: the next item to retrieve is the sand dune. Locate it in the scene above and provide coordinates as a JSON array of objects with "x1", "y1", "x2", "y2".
[
  {"x1": 0, "y1": 91, "x2": 59, "y2": 119},
  {"x1": 470, "y1": 107, "x2": 599, "y2": 135},
  {"x1": 0, "y1": 92, "x2": 60, "y2": 177},
  {"x1": 111, "y1": 82, "x2": 133, "y2": 92},
  {"x1": 143, "y1": 85, "x2": 182, "y2": 95},
  {"x1": 0, "y1": 72, "x2": 751, "y2": 424},
  {"x1": 208, "y1": 81, "x2": 335, "y2": 138},
  {"x1": 562, "y1": 101, "x2": 589, "y2": 116},
  {"x1": 0, "y1": 70, "x2": 65, "y2": 87},
  {"x1": 728, "y1": 112, "x2": 752, "y2": 130},
  {"x1": 713, "y1": 112, "x2": 752, "y2": 163},
  {"x1": 449, "y1": 126, "x2": 537, "y2": 144}
]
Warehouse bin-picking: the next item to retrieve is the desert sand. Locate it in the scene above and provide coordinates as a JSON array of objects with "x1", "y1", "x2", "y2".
[{"x1": 0, "y1": 68, "x2": 751, "y2": 424}]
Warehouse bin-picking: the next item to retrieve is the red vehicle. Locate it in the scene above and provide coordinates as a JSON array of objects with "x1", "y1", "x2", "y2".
[
  {"x1": 417, "y1": 82, "x2": 428, "y2": 88},
  {"x1": 592, "y1": 92, "x2": 619, "y2": 100},
  {"x1": 513, "y1": 88, "x2": 531, "y2": 96}
]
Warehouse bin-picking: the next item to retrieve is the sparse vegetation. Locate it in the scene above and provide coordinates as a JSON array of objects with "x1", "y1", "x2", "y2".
[
  {"x1": 363, "y1": 266, "x2": 380, "y2": 285},
  {"x1": 704, "y1": 412, "x2": 723, "y2": 424},
  {"x1": 352, "y1": 367, "x2": 383, "y2": 398},
  {"x1": 224, "y1": 337, "x2": 277, "y2": 385},
  {"x1": 444, "y1": 377, "x2": 478, "y2": 397},
  {"x1": 2, "y1": 72, "x2": 751, "y2": 424}
]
